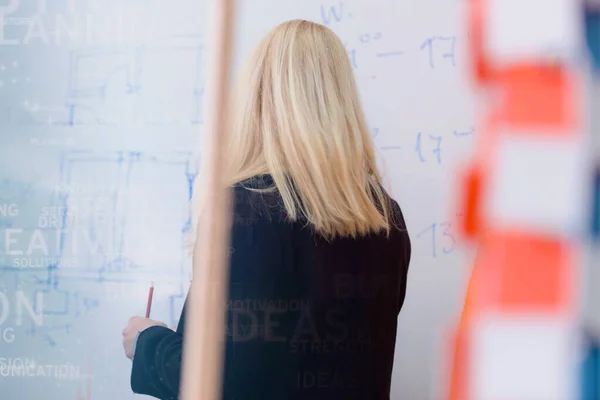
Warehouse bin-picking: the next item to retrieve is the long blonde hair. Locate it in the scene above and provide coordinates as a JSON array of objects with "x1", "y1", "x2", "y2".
[{"x1": 192, "y1": 19, "x2": 393, "y2": 242}]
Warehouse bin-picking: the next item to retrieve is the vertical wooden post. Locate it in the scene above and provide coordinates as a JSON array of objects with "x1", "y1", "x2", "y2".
[{"x1": 180, "y1": 0, "x2": 236, "y2": 399}]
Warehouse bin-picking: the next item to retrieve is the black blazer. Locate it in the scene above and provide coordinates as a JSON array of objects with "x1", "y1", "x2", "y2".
[{"x1": 130, "y1": 175, "x2": 411, "y2": 400}]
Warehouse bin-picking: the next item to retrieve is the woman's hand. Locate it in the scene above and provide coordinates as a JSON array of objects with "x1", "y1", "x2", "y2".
[{"x1": 122, "y1": 316, "x2": 168, "y2": 360}]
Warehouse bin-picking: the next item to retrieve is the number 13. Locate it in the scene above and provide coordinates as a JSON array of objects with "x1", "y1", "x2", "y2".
[{"x1": 416, "y1": 222, "x2": 457, "y2": 258}]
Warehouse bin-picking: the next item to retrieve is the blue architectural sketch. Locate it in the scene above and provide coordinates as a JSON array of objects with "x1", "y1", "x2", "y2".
[
  {"x1": 55, "y1": 150, "x2": 197, "y2": 275},
  {"x1": 63, "y1": 34, "x2": 204, "y2": 126},
  {"x1": 0, "y1": 150, "x2": 197, "y2": 346}
]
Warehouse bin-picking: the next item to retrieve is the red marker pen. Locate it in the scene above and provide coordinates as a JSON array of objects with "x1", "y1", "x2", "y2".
[{"x1": 145, "y1": 282, "x2": 154, "y2": 318}]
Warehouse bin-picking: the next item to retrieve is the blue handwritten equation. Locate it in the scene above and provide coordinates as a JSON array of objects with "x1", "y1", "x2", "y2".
[
  {"x1": 416, "y1": 214, "x2": 467, "y2": 258},
  {"x1": 319, "y1": 2, "x2": 461, "y2": 69},
  {"x1": 416, "y1": 222, "x2": 456, "y2": 258},
  {"x1": 320, "y1": 2, "x2": 346, "y2": 25},
  {"x1": 420, "y1": 36, "x2": 457, "y2": 69},
  {"x1": 378, "y1": 127, "x2": 474, "y2": 164}
]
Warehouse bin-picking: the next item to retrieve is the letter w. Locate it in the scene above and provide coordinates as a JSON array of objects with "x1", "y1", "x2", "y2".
[{"x1": 320, "y1": 2, "x2": 343, "y2": 25}]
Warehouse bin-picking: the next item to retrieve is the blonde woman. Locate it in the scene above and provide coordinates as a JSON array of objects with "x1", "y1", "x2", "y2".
[{"x1": 122, "y1": 19, "x2": 411, "y2": 400}]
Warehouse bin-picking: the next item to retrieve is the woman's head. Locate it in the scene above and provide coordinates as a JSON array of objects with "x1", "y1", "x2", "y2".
[{"x1": 197, "y1": 19, "x2": 393, "y2": 240}]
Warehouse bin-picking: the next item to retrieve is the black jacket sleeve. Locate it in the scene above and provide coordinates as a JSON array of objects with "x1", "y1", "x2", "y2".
[
  {"x1": 129, "y1": 185, "x2": 281, "y2": 400},
  {"x1": 130, "y1": 326, "x2": 183, "y2": 399},
  {"x1": 392, "y1": 200, "x2": 411, "y2": 313}
]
